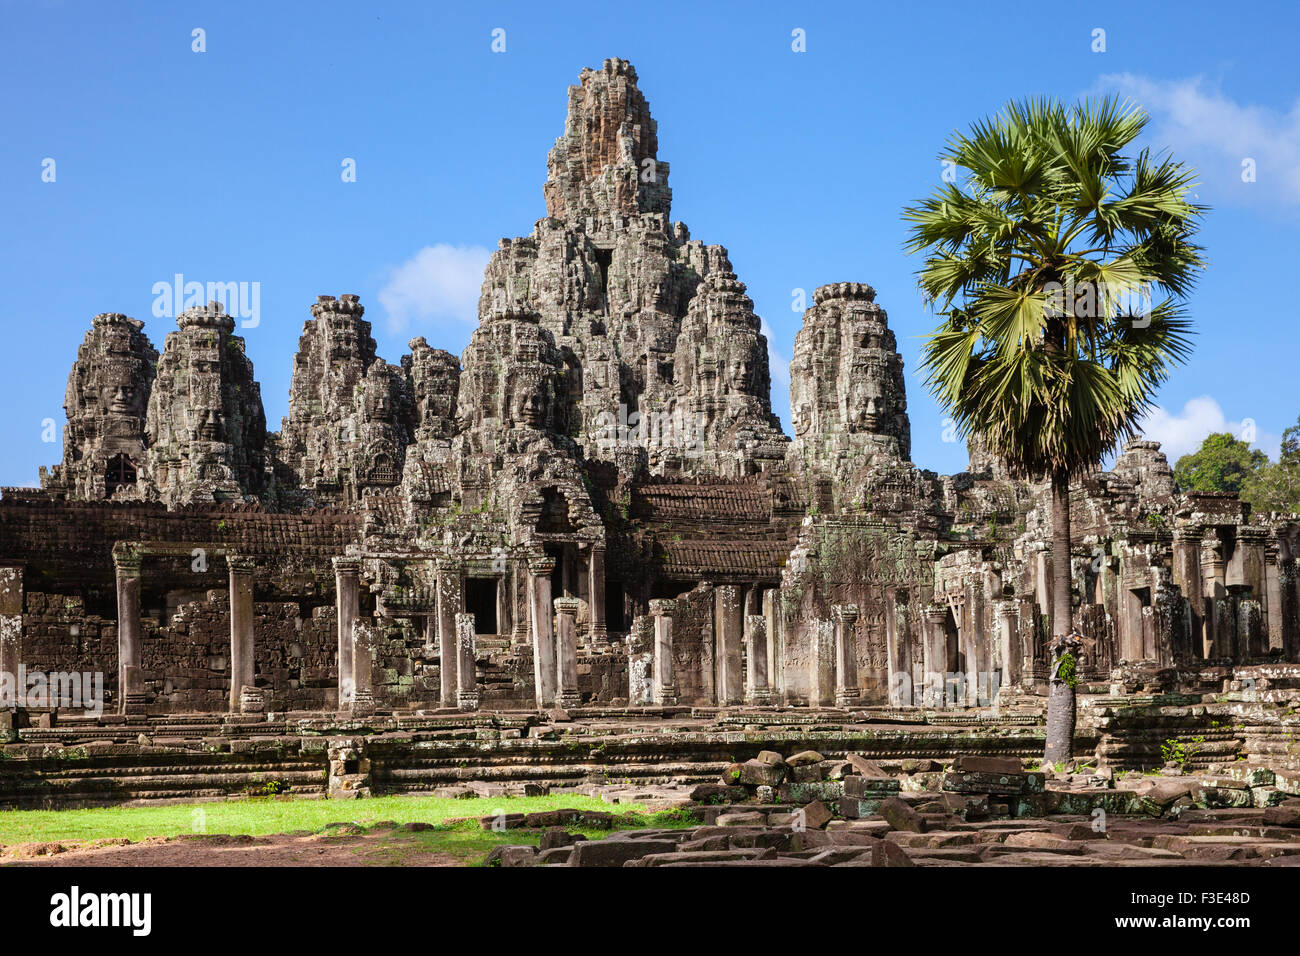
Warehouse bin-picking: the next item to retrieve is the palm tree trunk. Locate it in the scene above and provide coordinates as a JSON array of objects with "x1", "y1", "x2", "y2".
[{"x1": 1043, "y1": 469, "x2": 1079, "y2": 765}]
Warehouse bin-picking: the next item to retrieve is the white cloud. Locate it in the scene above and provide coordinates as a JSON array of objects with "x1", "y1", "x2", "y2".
[
  {"x1": 377, "y1": 244, "x2": 492, "y2": 333},
  {"x1": 1139, "y1": 395, "x2": 1279, "y2": 461},
  {"x1": 1097, "y1": 73, "x2": 1300, "y2": 209}
]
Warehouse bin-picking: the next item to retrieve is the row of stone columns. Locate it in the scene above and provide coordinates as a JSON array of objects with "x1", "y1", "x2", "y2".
[{"x1": 112, "y1": 548, "x2": 259, "y2": 715}]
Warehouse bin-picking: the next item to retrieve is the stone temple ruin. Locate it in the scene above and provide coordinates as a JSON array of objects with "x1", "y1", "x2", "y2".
[{"x1": 4, "y1": 62, "x2": 1300, "y2": 863}]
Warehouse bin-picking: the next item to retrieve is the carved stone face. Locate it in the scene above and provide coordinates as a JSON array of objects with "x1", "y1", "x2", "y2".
[
  {"x1": 848, "y1": 369, "x2": 887, "y2": 433},
  {"x1": 726, "y1": 350, "x2": 753, "y2": 392},
  {"x1": 792, "y1": 399, "x2": 812, "y2": 437},
  {"x1": 91, "y1": 358, "x2": 147, "y2": 421},
  {"x1": 366, "y1": 379, "x2": 390, "y2": 421},
  {"x1": 512, "y1": 377, "x2": 548, "y2": 428}
]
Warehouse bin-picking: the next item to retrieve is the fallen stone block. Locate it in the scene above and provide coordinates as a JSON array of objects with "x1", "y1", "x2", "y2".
[
  {"x1": 791, "y1": 763, "x2": 828, "y2": 783},
  {"x1": 1263, "y1": 805, "x2": 1300, "y2": 827},
  {"x1": 716, "y1": 810, "x2": 768, "y2": 827},
  {"x1": 629, "y1": 847, "x2": 776, "y2": 866},
  {"x1": 798, "y1": 800, "x2": 834, "y2": 831},
  {"x1": 951, "y1": 755, "x2": 1023, "y2": 775},
  {"x1": 843, "y1": 774, "x2": 901, "y2": 798},
  {"x1": 787, "y1": 750, "x2": 824, "y2": 766},
  {"x1": 847, "y1": 754, "x2": 890, "y2": 777},
  {"x1": 879, "y1": 796, "x2": 927, "y2": 833},
  {"x1": 724, "y1": 759, "x2": 785, "y2": 787},
  {"x1": 568, "y1": 839, "x2": 679, "y2": 867},
  {"x1": 942, "y1": 770, "x2": 1043, "y2": 796}
]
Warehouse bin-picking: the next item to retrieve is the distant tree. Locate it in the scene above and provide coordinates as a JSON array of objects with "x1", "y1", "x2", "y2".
[
  {"x1": 1240, "y1": 416, "x2": 1300, "y2": 515},
  {"x1": 1173, "y1": 432, "x2": 1266, "y2": 494}
]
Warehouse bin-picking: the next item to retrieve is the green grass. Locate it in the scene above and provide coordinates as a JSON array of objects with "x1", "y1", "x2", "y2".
[{"x1": 0, "y1": 794, "x2": 665, "y2": 846}]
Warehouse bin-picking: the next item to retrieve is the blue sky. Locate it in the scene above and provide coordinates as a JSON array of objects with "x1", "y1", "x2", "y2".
[{"x1": 3, "y1": 0, "x2": 1298, "y2": 487}]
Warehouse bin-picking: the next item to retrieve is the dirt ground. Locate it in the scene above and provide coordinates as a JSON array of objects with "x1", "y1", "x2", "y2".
[{"x1": 0, "y1": 828, "x2": 468, "y2": 867}]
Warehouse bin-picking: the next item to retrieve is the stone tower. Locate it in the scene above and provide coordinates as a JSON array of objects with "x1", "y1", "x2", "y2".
[
  {"x1": 41, "y1": 312, "x2": 158, "y2": 500},
  {"x1": 476, "y1": 58, "x2": 786, "y2": 477},
  {"x1": 788, "y1": 282, "x2": 911, "y2": 485},
  {"x1": 279, "y1": 294, "x2": 417, "y2": 507},
  {"x1": 144, "y1": 301, "x2": 269, "y2": 507}
]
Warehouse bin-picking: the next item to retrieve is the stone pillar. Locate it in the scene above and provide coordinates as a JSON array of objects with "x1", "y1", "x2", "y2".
[
  {"x1": 1238, "y1": 529, "x2": 1268, "y2": 603},
  {"x1": 1202, "y1": 535, "x2": 1227, "y2": 658},
  {"x1": 714, "y1": 585, "x2": 744, "y2": 705},
  {"x1": 436, "y1": 559, "x2": 463, "y2": 708},
  {"x1": 1239, "y1": 599, "x2": 1264, "y2": 658},
  {"x1": 648, "y1": 599, "x2": 677, "y2": 705},
  {"x1": 113, "y1": 545, "x2": 145, "y2": 715},
  {"x1": 762, "y1": 589, "x2": 781, "y2": 701},
  {"x1": 560, "y1": 549, "x2": 574, "y2": 597},
  {"x1": 744, "y1": 614, "x2": 771, "y2": 705},
  {"x1": 993, "y1": 599, "x2": 1019, "y2": 687},
  {"x1": 529, "y1": 556, "x2": 557, "y2": 709},
  {"x1": 1266, "y1": 547, "x2": 1284, "y2": 654},
  {"x1": 1034, "y1": 548, "x2": 1053, "y2": 636},
  {"x1": 1280, "y1": 533, "x2": 1300, "y2": 662},
  {"x1": 512, "y1": 562, "x2": 530, "y2": 646},
  {"x1": 227, "y1": 554, "x2": 256, "y2": 713},
  {"x1": 883, "y1": 588, "x2": 910, "y2": 704},
  {"x1": 922, "y1": 604, "x2": 948, "y2": 708},
  {"x1": 1173, "y1": 529, "x2": 1203, "y2": 656},
  {"x1": 587, "y1": 543, "x2": 607, "y2": 645},
  {"x1": 832, "y1": 604, "x2": 860, "y2": 707},
  {"x1": 0, "y1": 566, "x2": 23, "y2": 699},
  {"x1": 495, "y1": 574, "x2": 511, "y2": 640},
  {"x1": 811, "y1": 618, "x2": 836, "y2": 707},
  {"x1": 455, "y1": 612, "x2": 479, "y2": 711},
  {"x1": 333, "y1": 557, "x2": 360, "y2": 708},
  {"x1": 554, "y1": 596, "x2": 581, "y2": 709},
  {"x1": 351, "y1": 622, "x2": 376, "y2": 715}
]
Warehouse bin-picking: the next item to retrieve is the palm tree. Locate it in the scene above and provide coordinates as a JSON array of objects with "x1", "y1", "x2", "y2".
[{"x1": 903, "y1": 98, "x2": 1205, "y2": 764}]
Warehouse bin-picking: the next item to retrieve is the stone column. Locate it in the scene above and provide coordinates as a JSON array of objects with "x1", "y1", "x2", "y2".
[
  {"x1": 587, "y1": 543, "x2": 607, "y2": 645},
  {"x1": 1238, "y1": 529, "x2": 1268, "y2": 603},
  {"x1": 811, "y1": 618, "x2": 836, "y2": 707},
  {"x1": 1280, "y1": 533, "x2": 1300, "y2": 662},
  {"x1": 455, "y1": 612, "x2": 478, "y2": 711},
  {"x1": 512, "y1": 562, "x2": 530, "y2": 646},
  {"x1": 648, "y1": 599, "x2": 677, "y2": 705},
  {"x1": 762, "y1": 589, "x2": 781, "y2": 701},
  {"x1": 744, "y1": 613, "x2": 771, "y2": 705},
  {"x1": 0, "y1": 566, "x2": 23, "y2": 700},
  {"x1": 1266, "y1": 547, "x2": 1284, "y2": 654},
  {"x1": 227, "y1": 554, "x2": 256, "y2": 713},
  {"x1": 529, "y1": 556, "x2": 557, "y2": 709},
  {"x1": 495, "y1": 574, "x2": 511, "y2": 640},
  {"x1": 351, "y1": 622, "x2": 376, "y2": 715},
  {"x1": 113, "y1": 545, "x2": 145, "y2": 715},
  {"x1": 333, "y1": 557, "x2": 360, "y2": 708},
  {"x1": 884, "y1": 588, "x2": 911, "y2": 704},
  {"x1": 922, "y1": 604, "x2": 948, "y2": 708},
  {"x1": 832, "y1": 605, "x2": 860, "y2": 707},
  {"x1": 993, "y1": 599, "x2": 1019, "y2": 688},
  {"x1": 714, "y1": 585, "x2": 744, "y2": 705},
  {"x1": 436, "y1": 559, "x2": 463, "y2": 708},
  {"x1": 1034, "y1": 548, "x2": 1053, "y2": 636},
  {"x1": 1202, "y1": 535, "x2": 1227, "y2": 658},
  {"x1": 554, "y1": 596, "x2": 581, "y2": 709},
  {"x1": 1172, "y1": 529, "x2": 1203, "y2": 656}
]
